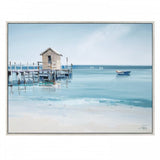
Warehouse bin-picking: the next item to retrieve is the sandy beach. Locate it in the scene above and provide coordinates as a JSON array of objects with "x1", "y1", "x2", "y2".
[{"x1": 8, "y1": 105, "x2": 152, "y2": 133}]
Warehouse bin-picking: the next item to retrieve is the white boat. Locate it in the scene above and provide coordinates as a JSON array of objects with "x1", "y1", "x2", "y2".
[{"x1": 116, "y1": 70, "x2": 131, "y2": 75}]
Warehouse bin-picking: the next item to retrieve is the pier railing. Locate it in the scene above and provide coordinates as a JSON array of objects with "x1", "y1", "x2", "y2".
[{"x1": 8, "y1": 62, "x2": 72, "y2": 86}]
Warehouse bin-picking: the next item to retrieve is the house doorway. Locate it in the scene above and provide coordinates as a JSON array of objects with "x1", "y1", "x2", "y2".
[{"x1": 48, "y1": 55, "x2": 51, "y2": 64}]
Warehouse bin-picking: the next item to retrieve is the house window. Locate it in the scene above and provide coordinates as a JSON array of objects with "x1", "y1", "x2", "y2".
[{"x1": 48, "y1": 56, "x2": 51, "y2": 64}]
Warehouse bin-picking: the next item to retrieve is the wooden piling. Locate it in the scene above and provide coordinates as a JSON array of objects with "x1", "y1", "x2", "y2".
[
  {"x1": 38, "y1": 62, "x2": 39, "y2": 83},
  {"x1": 54, "y1": 71, "x2": 56, "y2": 82},
  {"x1": 27, "y1": 62, "x2": 29, "y2": 70},
  {"x1": 50, "y1": 62, "x2": 52, "y2": 82},
  {"x1": 71, "y1": 63, "x2": 73, "y2": 73},
  {"x1": 33, "y1": 62, "x2": 34, "y2": 83},
  {"x1": 10, "y1": 61, "x2": 12, "y2": 85},
  {"x1": 66, "y1": 57, "x2": 68, "y2": 69},
  {"x1": 23, "y1": 70, "x2": 26, "y2": 85},
  {"x1": 14, "y1": 62, "x2": 16, "y2": 71}
]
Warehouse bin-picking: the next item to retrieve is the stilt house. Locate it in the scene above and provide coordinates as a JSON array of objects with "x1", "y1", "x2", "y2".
[{"x1": 40, "y1": 48, "x2": 63, "y2": 70}]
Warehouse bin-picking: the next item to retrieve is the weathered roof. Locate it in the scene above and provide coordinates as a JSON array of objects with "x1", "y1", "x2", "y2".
[{"x1": 40, "y1": 48, "x2": 63, "y2": 56}]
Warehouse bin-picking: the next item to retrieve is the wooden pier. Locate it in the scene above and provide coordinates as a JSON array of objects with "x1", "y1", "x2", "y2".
[{"x1": 8, "y1": 62, "x2": 72, "y2": 86}]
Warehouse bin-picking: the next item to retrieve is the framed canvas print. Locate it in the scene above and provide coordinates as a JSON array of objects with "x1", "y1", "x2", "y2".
[{"x1": 7, "y1": 22, "x2": 153, "y2": 134}]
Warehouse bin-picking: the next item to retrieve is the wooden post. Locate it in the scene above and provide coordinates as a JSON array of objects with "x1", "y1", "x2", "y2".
[
  {"x1": 14, "y1": 62, "x2": 16, "y2": 71},
  {"x1": 10, "y1": 61, "x2": 11, "y2": 70},
  {"x1": 27, "y1": 62, "x2": 29, "y2": 82},
  {"x1": 50, "y1": 62, "x2": 52, "y2": 82},
  {"x1": 23, "y1": 70, "x2": 26, "y2": 86},
  {"x1": 18, "y1": 62, "x2": 21, "y2": 84},
  {"x1": 22, "y1": 62, "x2": 25, "y2": 85},
  {"x1": 38, "y1": 62, "x2": 39, "y2": 83},
  {"x1": 18, "y1": 71, "x2": 20, "y2": 85},
  {"x1": 54, "y1": 71, "x2": 56, "y2": 82},
  {"x1": 66, "y1": 57, "x2": 68, "y2": 69},
  {"x1": 71, "y1": 63, "x2": 73, "y2": 73},
  {"x1": 27, "y1": 62, "x2": 29, "y2": 70},
  {"x1": 10, "y1": 61, "x2": 12, "y2": 85},
  {"x1": 28, "y1": 71, "x2": 29, "y2": 83},
  {"x1": 33, "y1": 62, "x2": 34, "y2": 83}
]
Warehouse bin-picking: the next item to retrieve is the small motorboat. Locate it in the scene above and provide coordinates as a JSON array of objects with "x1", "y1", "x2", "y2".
[{"x1": 116, "y1": 70, "x2": 131, "y2": 75}]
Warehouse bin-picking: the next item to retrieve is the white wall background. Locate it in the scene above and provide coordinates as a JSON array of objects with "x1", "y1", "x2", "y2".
[{"x1": 0, "y1": 0, "x2": 159, "y2": 160}]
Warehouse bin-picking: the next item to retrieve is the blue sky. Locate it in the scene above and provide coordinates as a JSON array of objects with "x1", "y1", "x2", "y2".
[{"x1": 8, "y1": 23, "x2": 152, "y2": 65}]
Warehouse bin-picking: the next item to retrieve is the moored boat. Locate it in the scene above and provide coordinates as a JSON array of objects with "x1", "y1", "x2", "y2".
[{"x1": 116, "y1": 70, "x2": 131, "y2": 75}]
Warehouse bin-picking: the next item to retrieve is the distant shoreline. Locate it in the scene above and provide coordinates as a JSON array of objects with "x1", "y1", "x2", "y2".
[
  {"x1": 8, "y1": 65, "x2": 152, "y2": 70},
  {"x1": 64, "y1": 65, "x2": 152, "y2": 69}
]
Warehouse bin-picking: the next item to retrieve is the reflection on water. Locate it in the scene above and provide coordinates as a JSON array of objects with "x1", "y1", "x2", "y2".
[{"x1": 9, "y1": 78, "x2": 71, "y2": 96}]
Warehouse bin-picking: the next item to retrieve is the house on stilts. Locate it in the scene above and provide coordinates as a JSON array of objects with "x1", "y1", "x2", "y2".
[
  {"x1": 40, "y1": 48, "x2": 63, "y2": 70},
  {"x1": 8, "y1": 48, "x2": 72, "y2": 86}
]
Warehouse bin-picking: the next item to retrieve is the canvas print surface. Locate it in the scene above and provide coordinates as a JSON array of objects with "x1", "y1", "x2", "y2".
[{"x1": 8, "y1": 23, "x2": 153, "y2": 133}]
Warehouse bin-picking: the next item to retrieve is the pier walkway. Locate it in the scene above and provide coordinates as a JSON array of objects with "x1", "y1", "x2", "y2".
[{"x1": 8, "y1": 63, "x2": 72, "y2": 86}]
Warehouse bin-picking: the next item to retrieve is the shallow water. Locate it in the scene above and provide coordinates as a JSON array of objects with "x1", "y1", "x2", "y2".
[
  {"x1": 8, "y1": 67, "x2": 153, "y2": 132},
  {"x1": 8, "y1": 67, "x2": 152, "y2": 117}
]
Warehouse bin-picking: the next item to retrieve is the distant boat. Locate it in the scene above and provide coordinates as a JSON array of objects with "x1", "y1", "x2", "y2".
[{"x1": 116, "y1": 70, "x2": 131, "y2": 75}]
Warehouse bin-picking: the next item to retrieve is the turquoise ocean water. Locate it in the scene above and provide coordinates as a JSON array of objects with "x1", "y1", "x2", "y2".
[{"x1": 8, "y1": 65, "x2": 152, "y2": 117}]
